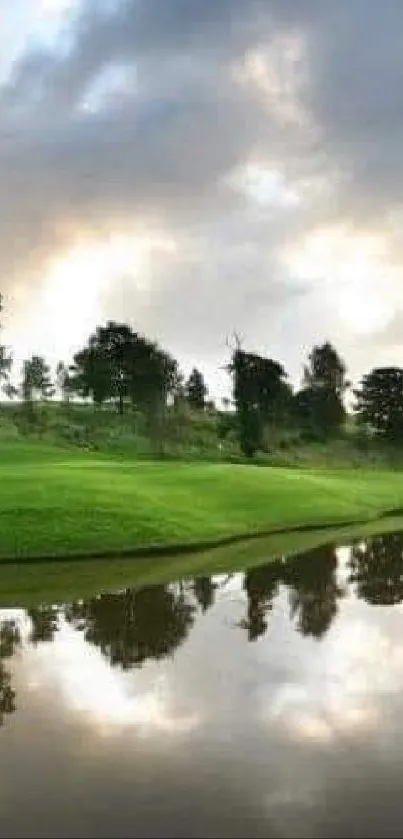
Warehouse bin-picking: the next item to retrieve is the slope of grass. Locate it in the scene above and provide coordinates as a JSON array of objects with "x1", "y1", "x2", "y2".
[
  {"x1": 1, "y1": 515, "x2": 403, "y2": 607},
  {"x1": 1, "y1": 437, "x2": 403, "y2": 560}
]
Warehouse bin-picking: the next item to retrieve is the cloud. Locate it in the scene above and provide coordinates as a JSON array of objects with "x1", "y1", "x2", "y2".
[{"x1": 1, "y1": 0, "x2": 403, "y2": 387}]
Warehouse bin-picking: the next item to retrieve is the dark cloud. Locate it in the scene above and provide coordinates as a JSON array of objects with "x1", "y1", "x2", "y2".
[{"x1": 1, "y1": 0, "x2": 403, "y2": 384}]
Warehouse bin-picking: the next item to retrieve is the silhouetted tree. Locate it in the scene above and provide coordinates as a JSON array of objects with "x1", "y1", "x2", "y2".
[
  {"x1": 298, "y1": 342, "x2": 348, "y2": 437},
  {"x1": 3, "y1": 382, "x2": 18, "y2": 400},
  {"x1": 185, "y1": 368, "x2": 208, "y2": 411},
  {"x1": 28, "y1": 607, "x2": 59, "y2": 645},
  {"x1": 70, "y1": 322, "x2": 179, "y2": 420},
  {"x1": 241, "y1": 562, "x2": 282, "y2": 641},
  {"x1": 22, "y1": 355, "x2": 54, "y2": 402},
  {"x1": 284, "y1": 544, "x2": 343, "y2": 639},
  {"x1": 65, "y1": 584, "x2": 195, "y2": 670},
  {"x1": 349, "y1": 533, "x2": 403, "y2": 605},
  {"x1": 303, "y1": 342, "x2": 349, "y2": 397},
  {"x1": 354, "y1": 367, "x2": 403, "y2": 441},
  {"x1": 56, "y1": 361, "x2": 72, "y2": 403},
  {"x1": 294, "y1": 385, "x2": 345, "y2": 439},
  {"x1": 229, "y1": 347, "x2": 289, "y2": 457}
]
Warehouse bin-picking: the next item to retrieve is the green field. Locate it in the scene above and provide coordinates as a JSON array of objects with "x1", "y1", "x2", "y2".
[{"x1": 1, "y1": 437, "x2": 403, "y2": 562}]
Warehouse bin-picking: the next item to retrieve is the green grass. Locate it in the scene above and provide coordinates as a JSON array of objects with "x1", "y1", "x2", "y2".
[
  {"x1": 1, "y1": 515, "x2": 403, "y2": 607},
  {"x1": 1, "y1": 437, "x2": 403, "y2": 561}
]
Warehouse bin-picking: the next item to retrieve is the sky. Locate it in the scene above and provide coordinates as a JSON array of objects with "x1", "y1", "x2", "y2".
[{"x1": 1, "y1": 0, "x2": 403, "y2": 398}]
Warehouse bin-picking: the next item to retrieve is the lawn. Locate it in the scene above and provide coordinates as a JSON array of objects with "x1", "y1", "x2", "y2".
[{"x1": 1, "y1": 438, "x2": 403, "y2": 560}]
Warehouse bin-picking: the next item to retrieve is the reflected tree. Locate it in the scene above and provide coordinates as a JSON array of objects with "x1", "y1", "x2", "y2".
[
  {"x1": 65, "y1": 584, "x2": 195, "y2": 669},
  {"x1": 241, "y1": 563, "x2": 282, "y2": 641},
  {"x1": 284, "y1": 544, "x2": 343, "y2": 639},
  {"x1": 349, "y1": 533, "x2": 403, "y2": 605},
  {"x1": 28, "y1": 606, "x2": 59, "y2": 645},
  {"x1": 0, "y1": 620, "x2": 20, "y2": 726},
  {"x1": 192, "y1": 577, "x2": 217, "y2": 613}
]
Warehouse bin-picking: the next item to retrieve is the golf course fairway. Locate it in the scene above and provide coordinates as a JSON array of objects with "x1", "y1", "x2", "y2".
[{"x1": 1, "y1": 439, "x2": 403, "y2": 561}]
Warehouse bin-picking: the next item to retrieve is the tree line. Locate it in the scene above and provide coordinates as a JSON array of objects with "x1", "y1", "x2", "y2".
[{"x1": 1, "y1": 293, "x2": 403, "y2": 456}]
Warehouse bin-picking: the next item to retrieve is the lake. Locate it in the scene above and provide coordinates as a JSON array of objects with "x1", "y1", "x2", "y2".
[{"x1": 0, "y1": 530, "x2": 403, "y2": 837}]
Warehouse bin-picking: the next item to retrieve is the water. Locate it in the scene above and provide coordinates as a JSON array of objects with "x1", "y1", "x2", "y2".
[{"x1": 1, "y1": 532, "x2": 403, "y2": 837}]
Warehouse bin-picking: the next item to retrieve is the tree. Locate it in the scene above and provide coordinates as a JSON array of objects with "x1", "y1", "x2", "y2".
[
  {"x1": 185, "y1": 368, "x2": 208, "y2": 411},
  {"x1": 3, "y1": 382, "x2": 18, "y2": 400},
  {"x1": 229, "y1": 347, "x2": 289, "y2": 457},
  {"x1": 70, "y1": 322, "x2": 179, "y2": 418},
  {"x1": 56, "y1": 361, "x2": 72, "y2": 403},
  {"x1": 294, "y1": 385, "x2": 345, "y2": 439},
  {"x1": 298, "y1": 342, "x2": 348, "y2": 437},
  {"x1": 0, "y1": 295, "x2": 12, "y2": 396},
  {"x1": 354, "y1": 367, "x2": 403, "y2": 440},
  {"x1": 22, "y1": 355, "x2": 54, "y2": 402},
  {"x1": 303, "y1": 341, "x2": 349, "y2": 397}
]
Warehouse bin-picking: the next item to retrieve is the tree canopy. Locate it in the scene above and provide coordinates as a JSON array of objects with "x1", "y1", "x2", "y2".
[
  {"x1": 185, "y1": 367, "x2": 208, "y2": 410},
  {"x1": 229, "y1": 348, "x2": 289, "y2": 457},
  {"x1": 303, "y1": 341, "x2": 349, "y2": 396},
  {"x1": 70, "y1": 321, "x2": 179, "y2": 415},
  {"x1": 354, "y1": 367, "x2": 403, "y2": 440}
]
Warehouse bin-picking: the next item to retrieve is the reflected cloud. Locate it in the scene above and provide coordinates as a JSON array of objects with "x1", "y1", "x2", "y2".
[{"x1": 1, "y1": 532, "x2": 403, "y2": 835}]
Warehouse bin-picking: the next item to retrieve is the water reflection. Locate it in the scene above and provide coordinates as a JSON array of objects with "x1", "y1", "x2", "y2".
[
  {"x1": 242, "y1": 563, "x2": 280, "y2": 641},
  {"x1": 65, "y1": 585, "x2": 196, "y2": 669},
  {"x1": 0, "y1": 620, "x2": 20, "y2": 726},
  {"x1": 1, "y1": 530, "x2": 403, "y2": 836},
  {"x1": 285, "y1": 545, "x2": 344, "y2": 639},
  {"x1": 28, "y1": 606, "x2": 59, "y2": 645},
  {"x1": 349, "y1": 532, "x2": 403, "y2": 605}
]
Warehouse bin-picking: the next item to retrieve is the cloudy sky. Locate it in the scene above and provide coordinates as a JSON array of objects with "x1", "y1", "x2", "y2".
[{"x1": 1, "y1": 0, "x2": 403, "y2": 397}]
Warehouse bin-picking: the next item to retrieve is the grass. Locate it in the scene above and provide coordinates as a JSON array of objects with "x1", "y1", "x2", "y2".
[
  {"x1": 1, "y1": 515, "x2": 402, "y2": 607},
  {"x1": 1, "y1": 436, "x2": 403, "y2": 560}
]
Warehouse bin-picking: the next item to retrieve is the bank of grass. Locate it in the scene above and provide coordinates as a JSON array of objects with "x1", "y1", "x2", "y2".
[
  {"x1": 1, "y1": 436, "x2": 403, "y2": 560},
  {"x1": 1, "y1": 515, "x2": 403, "y2": 607}
]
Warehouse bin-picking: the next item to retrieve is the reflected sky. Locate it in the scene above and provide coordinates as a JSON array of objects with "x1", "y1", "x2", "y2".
[{"x1": 1, "y1": 535, "x2": 403, "y2": 837}]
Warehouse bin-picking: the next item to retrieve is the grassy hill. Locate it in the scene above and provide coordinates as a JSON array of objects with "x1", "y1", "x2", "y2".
[{"x1": 0, "y1": 399, "x2": 399, "y2": 469}]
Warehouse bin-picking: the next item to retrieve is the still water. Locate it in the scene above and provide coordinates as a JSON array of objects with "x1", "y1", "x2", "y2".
[{"x1": 0, "y1": 532, "x2": 403, "y2": 837}]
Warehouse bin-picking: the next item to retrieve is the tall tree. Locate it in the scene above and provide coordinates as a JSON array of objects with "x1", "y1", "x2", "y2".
[
  {"x1": 354, "y1": 367, "x2": 403, "y2": 440},
  {"x1": 298, "y1": 342, "x2": 348, "y2": 437},
  {"x1": 229, "y1": 347, "x2": 289, "y2": 457},
  {"x1": 185, "y1": 368, "x2": 208, "y2": 411},
  {"x1": 22, "y1": 355, "x2": 54, "y2": 402}
]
